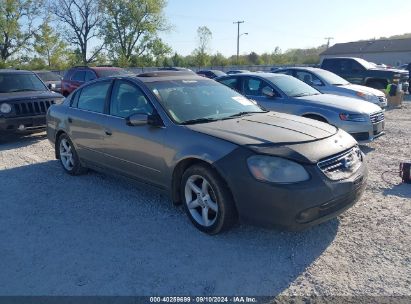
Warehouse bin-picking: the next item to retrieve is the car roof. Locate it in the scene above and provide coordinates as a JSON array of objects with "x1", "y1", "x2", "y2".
[
  {"x1": 0, "y1": 69, "x2": 34, "y2": 74},
  {"x1": 277, "y1": 67, "x2": 322, "y2": 72},
  {"x1": 136, "y1": 74, "x2": 208, "y2": 83},
  {"x1": 221, "y1": 72, "x2": 285, "y2": 78}
]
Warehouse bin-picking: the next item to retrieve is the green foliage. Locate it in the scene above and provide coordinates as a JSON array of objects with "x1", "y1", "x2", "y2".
[
  {"x1": 33, "y1": 17, "x2": 69, "y2": 69},
  {"x1": 193, "y1": 26, "x2": 212, "y2": 67},
  {"x1": 0, "y1": 0, "x2": 43, "y2": 61},
  {"x1": 102, "y1": 0, "x2": 169, "y2": 66}
]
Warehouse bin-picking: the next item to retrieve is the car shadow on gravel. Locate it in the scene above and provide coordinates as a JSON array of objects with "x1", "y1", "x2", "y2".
[
  {"x1": 0, "y1": 132, "x2": 46, "y2": 151},
  {"x1": 383, "y1": 183, "x2": 411, "y2": 199},
  {"x1": 0, "y1": 161, "x2": 339, "y2": 296},
  {"x1": 359, "y1": 145, "x2": 375, "y2": 155}
]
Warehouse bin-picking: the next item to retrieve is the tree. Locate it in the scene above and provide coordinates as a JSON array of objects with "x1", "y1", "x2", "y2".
[
  {"x1": 101, "y1": 0, "x2": 168, "y2": 65},
  {"x1": 33, "y1": 17, "x2": 68, "y2": 68},
  {"x1": 193, "y1": 26, "x2": 212, "y2": 67},
  {"x1": 0, "y1": 0, "x2": 42, "y2": 62},
  {"x1": 210, "y1": 52, "x2": 228, "y2": 67},
  {"x1": 50, "y1": 0, "x2": 104, "y2": 64}
]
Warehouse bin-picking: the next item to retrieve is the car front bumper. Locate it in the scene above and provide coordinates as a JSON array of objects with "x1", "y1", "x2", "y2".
[
  {"x1": 215, "y1": 148, "x2": 368, "y2": 230},
  {"x1": 0, "y1": 115, "x2": 47, "y2": 132},
  {"x1": 338, "y1": 120, "x2": 385, "y2": 143}
]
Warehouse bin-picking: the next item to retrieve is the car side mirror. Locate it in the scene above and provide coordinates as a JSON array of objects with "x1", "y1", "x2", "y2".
[
  {"x1": 126, "y1": 112, "x2": 163, "y2": 127},
  {"x1": 126, "y1": 113, "x2": 148, "y2": 126},
  {"x1": 262, "y1": 86, "x2": 275, "y2": 98},
  {"x1": 48, "y1": 83, "x2": 56, "y2": 90}
]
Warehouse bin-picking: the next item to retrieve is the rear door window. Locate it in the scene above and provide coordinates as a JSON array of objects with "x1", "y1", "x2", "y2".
[
  {"x1": 77, "y1": 81, "x2": 111, "y2": 113},
  {"x1": 85, "y1": 71, "x2": 97, "y2": 82},
  {"x1": 71, "y1": 71, "x2": 86, "y2": 82},
  {"x1": 219, "y1": 77, "x2": 240, "y2": 91}
]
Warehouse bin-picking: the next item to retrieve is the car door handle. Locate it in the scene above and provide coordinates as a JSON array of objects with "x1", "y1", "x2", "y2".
[
  {"x1": 68, "y1": 117, "x2": 73, "y2": 123},
  {"x1": 105, "y1": 130, "x2": 112, "y2": 136}
]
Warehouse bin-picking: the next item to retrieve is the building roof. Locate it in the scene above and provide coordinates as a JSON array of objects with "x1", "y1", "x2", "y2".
[{"x1": 321, "y1": 38, "x2": 411, "y2": 56}]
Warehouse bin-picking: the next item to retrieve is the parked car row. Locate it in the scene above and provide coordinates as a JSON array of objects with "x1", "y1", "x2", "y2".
[{"x1": 0, "y1": 62, "x2": 389, "y2": 234}]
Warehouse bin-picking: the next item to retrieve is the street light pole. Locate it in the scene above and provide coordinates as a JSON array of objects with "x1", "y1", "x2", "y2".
[{"x1": 234, "y1": 21, "x2": 244, "y2": 64}]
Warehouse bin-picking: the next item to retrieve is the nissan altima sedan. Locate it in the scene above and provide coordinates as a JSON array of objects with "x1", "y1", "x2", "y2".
[
  {"x1": 47, "y1": 73, "x2": 367, "y2": 234},
  {"x1": 216, "y1": 73, "x2": 385, "y2": 143}
]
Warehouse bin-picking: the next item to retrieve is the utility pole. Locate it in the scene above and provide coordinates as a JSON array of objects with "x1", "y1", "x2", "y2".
[
  {"x1": 234, "y1": 21, "x2": 244, "y2": 64},
  {"x1": 324, "y1": 37, "x2": 334, "y2": 49}
]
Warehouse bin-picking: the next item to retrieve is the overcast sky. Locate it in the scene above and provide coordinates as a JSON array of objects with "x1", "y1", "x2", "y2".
[{"x1": 159, "y1": 0, "x2": 411, "y2": 56}]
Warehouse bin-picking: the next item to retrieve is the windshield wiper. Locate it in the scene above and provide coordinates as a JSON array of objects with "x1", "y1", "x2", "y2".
[
  {"x1": 292, "y1": 93, "x2": 311, "y2": 97},
  {"x1": 225, "y1": 111, "x2": 267, "y2": 119},
  {"x1": 181, "y1": 117, "x2": 219, "y2": 125}
]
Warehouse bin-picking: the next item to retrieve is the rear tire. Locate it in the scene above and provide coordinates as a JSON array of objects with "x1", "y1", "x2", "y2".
[
  {"x1": 181, "y1": 164, "x2": 237, "y2": 235},
  {"x1": 57, "y1": 134, "x2": 87, "y2": 175}
]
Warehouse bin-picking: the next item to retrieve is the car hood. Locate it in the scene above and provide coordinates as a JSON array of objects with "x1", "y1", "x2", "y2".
[
  {"x1": 0, "y1": 91, "x2": 63, "y2": 102},
  {"x1": 186, "y1": 112, "x2": 338, "y2": 146},
  {"x1": 340, "y1": 84, "x2": 385, "y2": 97},
  {"x1": 299, "y1": 94, "x2": 382, "y2": 114}
]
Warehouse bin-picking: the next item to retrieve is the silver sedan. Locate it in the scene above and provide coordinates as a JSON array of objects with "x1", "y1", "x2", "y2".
[{"x1": 274, "y1": 67, "x2": 387, "y2": 108}]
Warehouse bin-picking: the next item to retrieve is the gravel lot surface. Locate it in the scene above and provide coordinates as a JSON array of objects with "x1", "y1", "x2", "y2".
[{"x1": 0, "y1": 102, "x2": 410, "y2": 297}]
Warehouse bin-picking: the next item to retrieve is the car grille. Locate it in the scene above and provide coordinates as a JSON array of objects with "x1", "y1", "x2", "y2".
[
  {"x1": 370, "y1": 111, "x2": 384, "y2": 124},
  {"x1": 13, "y1": 100, "x2": 55, "y2": 116},
  {"x1": 318, "y1": 146, "x2": 363, "y2": 181}
]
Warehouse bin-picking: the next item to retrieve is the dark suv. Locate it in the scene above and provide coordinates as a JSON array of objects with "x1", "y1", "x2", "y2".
[
  {"x1": 0, "y1": 69, "x2": 64, "y2": 133},
  {"x1": 321, "y1": 57, "x2": 409, "y2": 91},
  {"x1": 61, "y1": 66, "x2": 131, "y2": 96}
]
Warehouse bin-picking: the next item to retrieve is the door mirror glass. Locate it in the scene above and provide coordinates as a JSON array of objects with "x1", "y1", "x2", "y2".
[
  {"x1": 126, "y1": 113, "x2": 148, "y2": 126},
  {"x1": 262, "y1": 86, "x2": 275, "y2": 97}
]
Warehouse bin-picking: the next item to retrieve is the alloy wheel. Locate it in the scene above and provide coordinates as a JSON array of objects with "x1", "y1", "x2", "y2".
[
  {"x1": 184, "y1": 175, "x2": 219, "y2": 227},
  {"x1": 59, "y1": 138, "x2": 75, "y2": 171}
]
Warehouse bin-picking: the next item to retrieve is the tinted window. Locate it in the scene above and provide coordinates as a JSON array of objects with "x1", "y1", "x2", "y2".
[
  {"x1": 72, "y1": 71, "x2": 85, "y2": 82},
  {"x1": 295, "y1": 71, "x2": 323, "y2": 86},
  {"x1": 244, "y1": 77, "x2": 273, "y2": 96},
  {"x1": 85, "y1": 71, "x2": 97, "y2": 82},
  {"x1": 0, "y1": 73, "x2": 47, "y2": 93},
  {"x1": 110, "y1": 81, "x2": 153, "y2": 118},
  {"x1": 95, "y1": 69, "x2": 131, "y2": 78},
  {"x1": 322, "y1": 59, "x2": 339, "y2": 71},
  {"x1": 219, "y1": 77, "x2": 239, "y2": 91},
  {"x1": 77, "y1": 81, "x2": 111, "y2": 113}
]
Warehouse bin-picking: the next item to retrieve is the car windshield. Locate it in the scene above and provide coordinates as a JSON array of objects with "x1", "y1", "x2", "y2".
[
  {"x1": 266, "y1": 75, "x2": 320, "y2": 97},
  {"x1": 36, "y1": 71, "x2": 62, "y2": 82},
  {"x1": 314, "y1": 69, "x2": 349, "y2": 85},
  {"x1": 0, "y1": 73, "x2": 48, "y2": 93},
  {"x1": 355, "y1": 58, "x2": 375, "y2": 69},
  {"x1": 96, "y1": 69, "x2": 132, "y2": 77},
  {"x1": 146, "y1": 79, "x2": 265, "y2": 124}
]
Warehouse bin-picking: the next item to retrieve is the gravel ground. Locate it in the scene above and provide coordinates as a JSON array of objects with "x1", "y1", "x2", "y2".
[{"x1": 0, "y1": 102, "x2": 410, "y2": 297}]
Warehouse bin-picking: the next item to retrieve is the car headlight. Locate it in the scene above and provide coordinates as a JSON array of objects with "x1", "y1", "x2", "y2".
[
  {"x1": 247, "y1": 155, "x2": 310, "y2": 184},
  {"x1": 0, "y1": 103, "x2": 12, "y2": 114},
  {"x1": 356, "y1": 92, "x2": 378, "y2": 102},
  {"x1": 339, "y1": 113, "x2": 366, "y2": 122}
]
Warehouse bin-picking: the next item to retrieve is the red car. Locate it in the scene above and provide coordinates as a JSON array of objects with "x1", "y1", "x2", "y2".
[{"x1": 61, "y1": 66, "x2": 132, "y2": 96}]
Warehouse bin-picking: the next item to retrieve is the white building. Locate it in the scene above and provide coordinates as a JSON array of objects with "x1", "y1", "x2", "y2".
[{"x1": 320, "y1": 38, "x2": 411, "y2": 67}]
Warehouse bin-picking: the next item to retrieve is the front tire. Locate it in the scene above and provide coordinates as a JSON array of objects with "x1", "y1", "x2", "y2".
[
  {"x1": 181, "y1": 164, "x2": 237, "y2": 235},
  {"x1": 57, "y1": 134, "x2": 86, "y2": 175}
]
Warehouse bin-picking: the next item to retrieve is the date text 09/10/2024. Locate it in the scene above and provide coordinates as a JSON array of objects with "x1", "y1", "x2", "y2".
[{"x1": 149, "y1": 296, "x2": 257, "y2": 303}]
